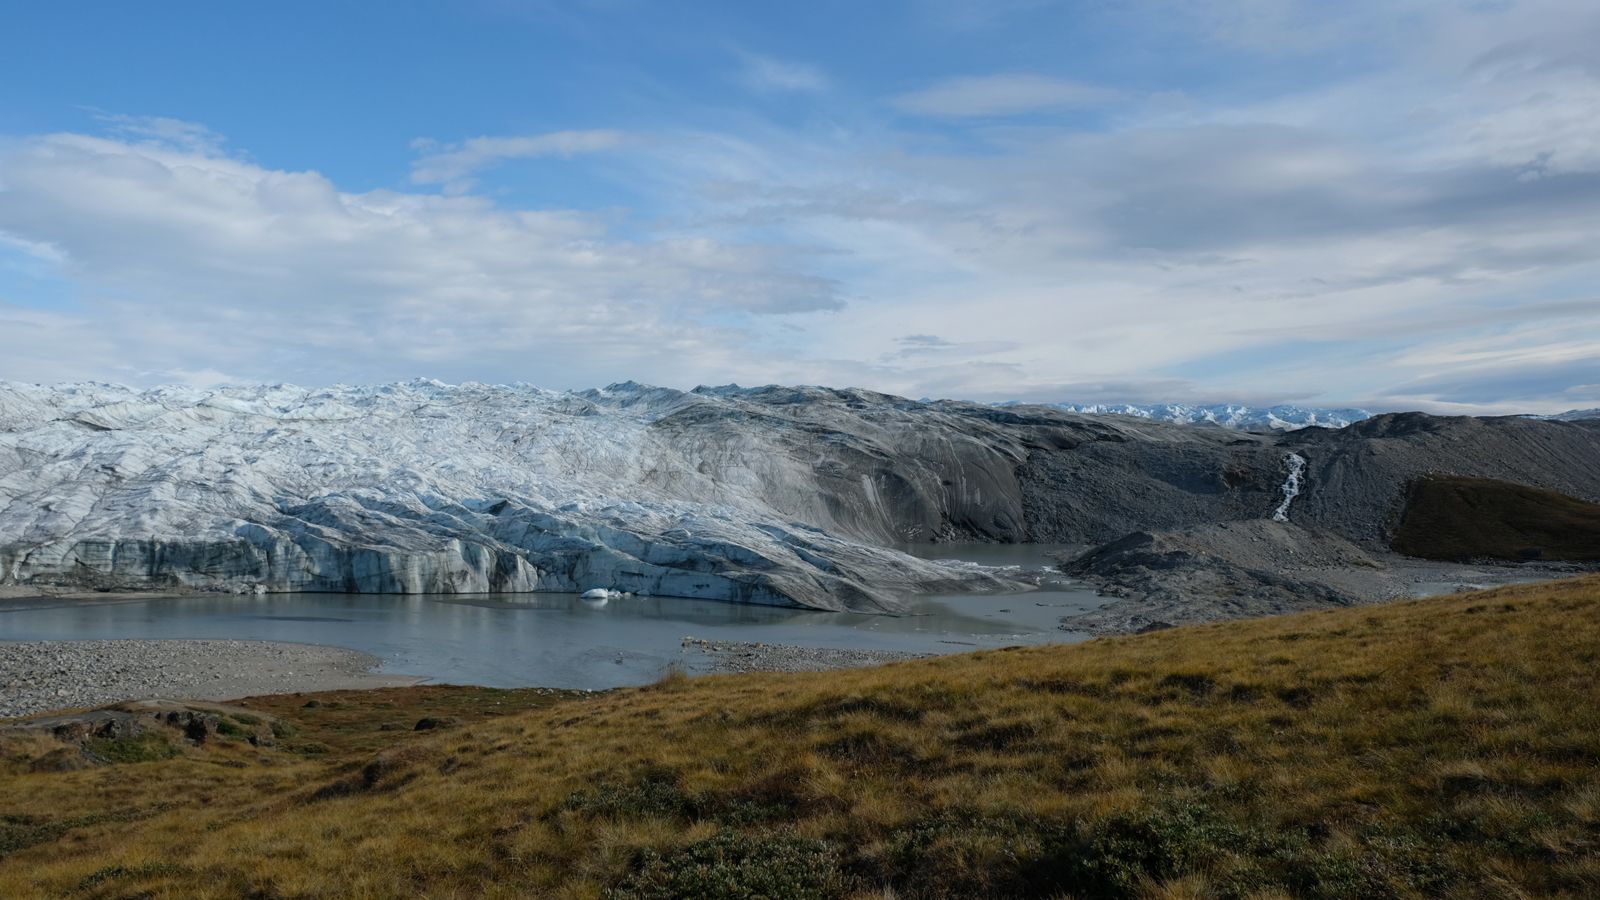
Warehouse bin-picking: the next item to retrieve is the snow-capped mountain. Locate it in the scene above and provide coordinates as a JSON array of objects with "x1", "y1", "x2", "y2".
[
  {"x1": 1538, "y1": 408, "x2": 1600, "y2": 422},
  {"x1": 998, "y1": 402, "x2": 1373, "y2": 431}
]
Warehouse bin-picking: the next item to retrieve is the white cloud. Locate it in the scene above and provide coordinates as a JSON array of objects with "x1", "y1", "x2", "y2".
[
  {"x1": 409, "y1": 130, "x2": 626, "y2": 193},
  {"x1": 894, "y1": 74, "x2": 1121, "y2": 117},
  {"x1": 0, "y1": 231, "x2": 65, "y2": 265},
  {"x1": 89, "y1": 113, "x2": 228, "y2": 155},
  {"x1": 632, "y1": 15, "x2": 1600, "y2": 411},
  {"x1": 736, "y1": 52, "x2": 828, "y2": 93},
  {"x1": 3, "y1": 0, "x2": 1599, "y2": 413},
  {"x1": 0, "y1": 132, "x2": 839, "y2": 389},
  {"x1": 1452, "y1": 47, "x2": 1600, "y2": 176},
  {"x1": 913, "y1": 0, "x2": 1057, "y2": 31}
]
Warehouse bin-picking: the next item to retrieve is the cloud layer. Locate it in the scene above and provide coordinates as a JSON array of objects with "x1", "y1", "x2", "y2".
[
  {"x1": 0, "y1": 131, "x2": 839, "y2": 388},
  {"x1": 409, "y1": 130, "x2": 626, "y2": 193},
  {"x1": 1, "y1": 0, "x2": 1598, "y2": 413},
  {"x1": 894, "y1": 74, "x2": 1121, "y2": 117},
  {"x1": 736, "y1": 52, "x2": 829, "y2": 93}
]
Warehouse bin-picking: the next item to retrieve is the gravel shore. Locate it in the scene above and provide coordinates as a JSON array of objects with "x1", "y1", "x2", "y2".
[
  {"x1": 1, "y1": 639, "x2": 420, "y2": 719},
  {"x1": 683, "y1": 637, "x2": 932, "y2": 674}
]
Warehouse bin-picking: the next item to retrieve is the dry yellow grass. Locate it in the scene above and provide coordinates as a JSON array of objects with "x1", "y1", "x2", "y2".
[{"x1": 4, "y1": 576, "x2": 1600, "y2": 898}]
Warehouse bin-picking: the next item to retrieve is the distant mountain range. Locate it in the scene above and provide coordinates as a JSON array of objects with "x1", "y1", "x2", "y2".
[
  {"x1": 996, "y1": 402, "x2": 1374, "y2": 431},
  {"x1": 996, "y1": 403, "x2": 1600, "y2": 430},
  {"x1": 1539, "y1": 408, "x2": 1600, "y2": 422}
]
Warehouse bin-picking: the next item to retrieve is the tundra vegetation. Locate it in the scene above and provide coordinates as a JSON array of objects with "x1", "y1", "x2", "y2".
[
  {"x1": 1392, "y1": 476, "x2": 1600, "y2": 563},
  {"x1": 2, "y1": 576, "x2": 1598, "y2": 898}
]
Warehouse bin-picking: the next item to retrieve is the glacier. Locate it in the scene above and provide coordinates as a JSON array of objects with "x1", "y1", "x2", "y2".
[
  {"x1": 9, "y1": 380, "x2": 1595, "y2": 615},
  {"x1": 1, "y1": 380, "x2": 1063, "y2": 612}
]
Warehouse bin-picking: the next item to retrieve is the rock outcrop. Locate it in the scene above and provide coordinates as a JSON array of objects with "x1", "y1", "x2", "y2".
[
  {"x1": 1059, "y1": 521, "x2": 1390, "y2": 633},
  {"x1": 1282, "y1": 413, "x2": 1600, "y2": 548}
]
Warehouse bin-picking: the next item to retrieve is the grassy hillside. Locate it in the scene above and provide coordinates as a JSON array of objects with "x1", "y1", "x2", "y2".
[
  {"x1": 4, "y1": 577, "x2": 1600, "y2": 898},
  {"x1": 1392, "y1": 475, "x2": 1600, "y2": 562}
]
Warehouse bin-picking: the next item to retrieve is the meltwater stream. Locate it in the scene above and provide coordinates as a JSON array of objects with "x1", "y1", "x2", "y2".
[
  {"x1": 1272, "y1": 453, "x2": 1307, "y2": 522},
  {"x1": 0, "y1": 544, "x2": 1105, "y2": 691}
]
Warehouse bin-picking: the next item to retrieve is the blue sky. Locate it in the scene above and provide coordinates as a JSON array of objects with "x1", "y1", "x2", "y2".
[{"x1": 1, "y1": 0, "x2": 1598, "y2": 413}]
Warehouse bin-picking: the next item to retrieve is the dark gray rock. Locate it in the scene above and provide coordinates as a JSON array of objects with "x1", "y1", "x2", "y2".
[{"x1": 1284, "y1": 414, "x2": 1600, "y2": 547}]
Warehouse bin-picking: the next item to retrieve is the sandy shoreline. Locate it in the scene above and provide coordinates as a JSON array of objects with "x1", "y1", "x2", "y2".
[
  {"x1": 1, "y1": 633, "x2": 955, "y2": 718},
  {"x1": 0, "y1": 639, "x2": 422, "y2": 719}
]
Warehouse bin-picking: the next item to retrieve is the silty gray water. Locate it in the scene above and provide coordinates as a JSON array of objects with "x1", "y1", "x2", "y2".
[{"x1": 1, "y1": 544, "x2": 1106, "y2": 690}]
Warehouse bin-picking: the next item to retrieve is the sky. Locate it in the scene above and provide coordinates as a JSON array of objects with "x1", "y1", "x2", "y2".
[{"x1": 1, "y1": 0, "x2": 1598, "y2": 414}]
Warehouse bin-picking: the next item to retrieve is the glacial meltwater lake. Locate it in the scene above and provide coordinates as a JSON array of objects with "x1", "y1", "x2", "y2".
[{"x1": 0, "y1": 544, "x2": 1106, "y2": 690}]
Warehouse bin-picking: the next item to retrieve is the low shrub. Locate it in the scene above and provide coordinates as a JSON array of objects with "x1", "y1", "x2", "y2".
[
  {"x1": 609, "y1": 831, "x2": 853, "y2": 900},
  {"x1": 85, "y1": 732, "x2": 178, "y2": 765}
]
